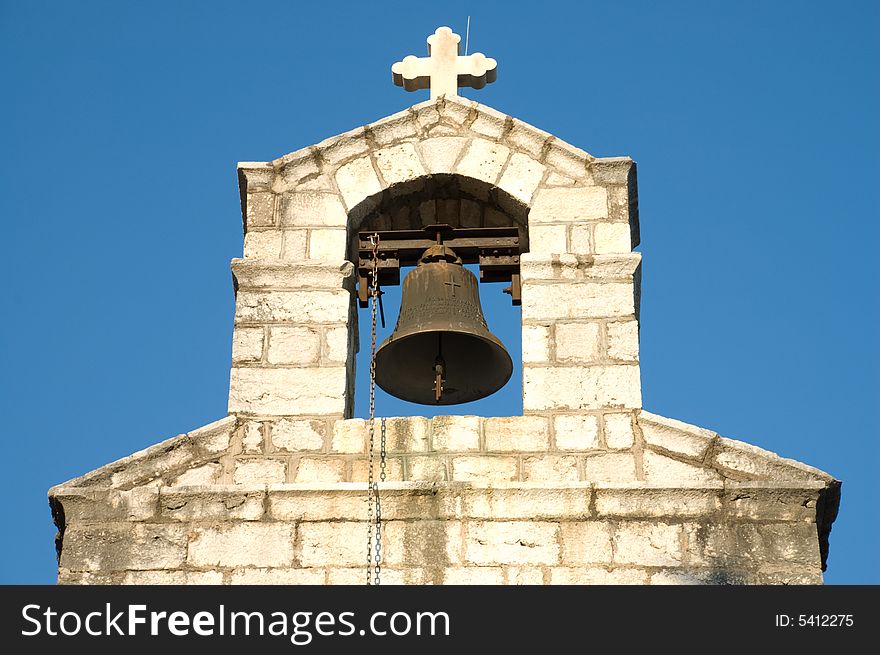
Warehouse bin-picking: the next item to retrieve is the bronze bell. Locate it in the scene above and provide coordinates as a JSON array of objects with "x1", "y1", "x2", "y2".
[{"x1": 374, "y1": 244, "x2": 512, "y2": 405}]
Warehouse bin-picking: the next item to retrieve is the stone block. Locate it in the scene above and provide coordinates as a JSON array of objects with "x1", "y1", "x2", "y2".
[
  {"x1": 498, "y1": 153, "x2": 546, "y2": 203},
  {"x1": 235, "y1": 290, "x2": 350, "y2": 324},
  {"x1": 506, "y1": 121, "x2": 551, "y2": 159},
  {"x1": 593, "y1": 222, "x2": 632, "y2": 254},
  {"x1": 299, "y1": 521, "x2": 367, "y2": 567},
  {"x1": 323, "y1": 325, "x2": 351, "y2": 364},
  {"x1": 466, "y1": 521, "x2": 559, "y2": 565},
  {"x1": 642, "y1": 452, "x2": 722, "y2": 485},
  {"x1": 520, "y1": 253, "x2": 641, "y2": 283},
  {"x1": 61, "y1": 524, "x2": 187, "y2": 572},
  {"x1": 271, "y1": 418, "x2": 326, "y2": 452},
  {"x1": 53, "y1": 486, "x2": 160, "y2": 523},
  {"x1": 351, "y1": 458, "x2": 405, "y2": 482},
  {"x1": 269, "y1": 489, "x2": 366, "y2": 521},
  {"x1": 381, "y1": 416, "x2": 430, "y2": 452},
  {"x1": 189, "y1": 523, "x2": 295, "y2": 568},
  {"x1": 161, "y1": 488, "x2": 265, "y2": 521},
  {"x1": 233, "y1": 458, "x2": 287, "y2": 485},
  {"x1": 462, "y1": 486, "x2": 591, "y2": 520},
  {"x1": 521, "y1": 324, "x2": 550, "y2": 363},
  {"x1": 711, "y1": 438, "x2": 828, "y2": 484},
  {"x1": 555, "y1": 322, "x2": 601, "y2": 362},
  {"x1": 281, "y1": 230, "x2": 309, "y2": 261},
  {"x1": 190, "y1": 416, "x2": 236, "y2": 457},
  {"x1": 384, "y1": 520, "x2": 463, "y2": 567},
  {"x1": 603, "y1": 412, "x2": 635, "y2": 449},
  {"x1": 450, "y1": 456, "x2": 518, "y2": 482},
  {"x1": 169, "y1": 463, "x2": 222, "y2": 486},
  {"x1": 544, "y1": 140, "x2": 589, "y2": 179},
  {"x1": 417, "y1": 137, "x2": 467, "y2": 175},
  {"x1": 371, "y1": 109, "x2": 419, "y2": 146},
  {"x1": 528, "y1": 224, "x2": 568, "y2": 254},
  {"x1": 583, "y1": 453, "x2": 638, "y2": 483},
  {"x1": 722, "y1": 482, "x2": 823, "y2": 521},
  {"x1": 245, "y1": 192, "x2": 275, "y2": 227},
  {"x1": 606, "y1": 320, "x2": 639, "y2": 361},
  {"x1": 485, "y1": 416, "x2": 550, "y2": 452},
  {"x1": 374, "y1": 143, "x2": 425, "y2": 185},
  {"x1": 231, "y1": 326, "x2": 264, "y2": 363},
  {"x1": 244, "y1": 230, "x2": 283, "y2": 259},
  {"x1": 530, "y1": 187, "x2": 607, "y2": 223},
  {"x1": 692, "y1": 523, "x2": 821, "y2": 568},
  {"x1": 523, "y1": 365, "x2": 641, "y2": 411},
  {"x1": 522, "y1": 455, "x2": 580, "y2": 482},
  {"x1": 308, "y1": 228, "x2": 347, "y2": 261},
  {"x1": 638, "y1": 412, "x2": 715, "y2": 460},
  {"x1": 319, "y1": 127, "x2": 368, "y2": 165},
  {"x1": 455, "y1": 138, "x2": 510, "y2": 185},
  {"x1": 432, "y1": 415, "x2": 481, "y2": 452},
  {"x1": 521, "y1": 282, "x2": 635, "y2": 320},
  {"x1": 554, "y1": 414, "x2": 600, "y2": 451},
  {"x1": 613, "y1": 522, "x2": 683, "y2": 566},
  {"x1": 595, "y1": 486, "x2": 721, "y2": 518},
  {"x1": 470, "y1": 108, "x2": 507, "y2": 139},
  {"x1": 241, "y1": 421, "x2": 264, "y2": 454},
  {"x1": 335, "y1": 156, "x2": 382, "y2": 210},
  {"x1": 331, "y1": 419, "x2": 366, "y2": 453},
  {"x1": 231, "y1": 568, "x2": 325, "y2": 585},
  {"x1": 294, "y1": 458, "x2": 346, "y2": 483},
  {"x1": 407, "y1": 456, "x2": 448, "y2": 481},
  {"x1": 228, "y1": 367, "x2": 347, "y2": 416},
  {"x1": 568, "y1": 225, "x2": 592, "y2": 254},
  {"x1": 280, "y1": 192, "x2": 347, "y2": 227},
  {"x1": 649, "y1": 569, "x2": 750, "y2": 585},
  {"x1": 549, "y1": 567, "x2": 648, "y2": 585},
  {"x1": 559, "y1": 522, "x2": 613, "y2": 565},
  {"x1": 267, "y1": 326, "x2": 321, "y2": 365}
]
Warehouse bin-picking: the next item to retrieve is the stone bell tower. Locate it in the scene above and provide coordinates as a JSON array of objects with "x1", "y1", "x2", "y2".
[{"x1": 50, "y1": 27, "x2": 840, "y2": 585}]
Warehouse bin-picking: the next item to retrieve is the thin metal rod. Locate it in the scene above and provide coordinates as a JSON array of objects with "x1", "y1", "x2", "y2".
[{"x1": 464, "y1": 16, "x2": 471, "y2": 55}]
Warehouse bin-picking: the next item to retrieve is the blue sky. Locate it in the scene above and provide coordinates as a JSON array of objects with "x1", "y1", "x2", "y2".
[{"x1": 1, "y1": 1, "x2": 876, "y2": 584}]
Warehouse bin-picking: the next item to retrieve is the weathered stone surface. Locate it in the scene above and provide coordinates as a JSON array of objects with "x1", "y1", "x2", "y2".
[
  {"x1": 691, "y1": 523, "x2": 821, "y2": 568},
  {"x1": 233, "y1": 458, "x2": 287, "y2": 485},
  {"x1": 455, "y1": 139, "x2": 509, "y2": 185},
  {"x1": 568, "y1": 225, "x2": 592, "y2": 254},
  {"x1": 606, "y1": 320, "x2": 639, "y2": 361},
  {"x1": 52, "y1": 486, "x2": 160, "y2": 523},
  {"x1": 559, "y1": 522, "x2": 613, "y2": 565},
  {"x1": 308, "y1": 228, "x2": 347, "y2": 261},
  {"x1": 232, "y1": 260, "x2": 354, "y2": 290},
  {"x1": 351, "y1": 458, "x2": 405, "y2": 482},
  {"x1": 596, "y1": 486, "x2": 721, "y2": 518},
  {"x1": 451, "y1": 456, "x2": 518, "y2": 482},
  {"x1": 232, "y1": 326, "x2": 264, "y2": 363},
  {"x1": 462, "y1": 486, "x2": 591, "y2": 520},
  {"x1": 485, "y1": 416, "x2": 550, "y2": 451},
  {"x1": 723, "y1": 481, "x2": 824, "y2": 521},
  {"x1": 267, "y1": 326, "x2": 321, "y2": 365},
  {"x1": 61, "y1": 524, "x2": 187, "y2": 572},
  {"x1": 528, "y1": 224, "x2": 568, "y2": 255},
  {"x1": 323, "y1": 325, "x2": 351, "y2": 364},
  {"x1": 244, "y1": 230, "x2": 283, "y2": 259},
  {"x1": 466, "y1": 521, "x2": 559, "y2": 565},
  {"x1": 417, "y1": 137, "x2": 467, "y2": 174},
  {"x1": 523, "y1": 365, "x2": 641, "y2": 411},
  {"x1": 280, "y1": 192, "x2": 347, "y2": 227},
  {"x1": 520, "y1": 253, "x2": 641, "y2": 282},
  {"x1": 293, "y1": 458, "x2": 346, "y2": 483},
  {"x1": 554, "y1": 414, "x2": 600, "y2": 451},
  {"x1": 498, "y1": 153, "x2": 545, "y2": 203},
  {"x1": 299, "y1": 522, "x2": 366, "y2": 567},
  {"x1": 521, "y1": 283, "x2": 635, "y2": 320},
  {"x1": 384, "y1": 520, "x2": 463, "y2": 566},
  {"x1": 614, "y1": 522, "x2": 683, "y2": 566},
  {"x1": 169, "y1": 463, "x2": 221, "y2": 487},
  {"x1": 383, "y1": 416, "x2": 430, "y2": 452},
  {"x1": 335, "y1": 156, "x2": 382, "y2": 210},
  {"x1": 444, "y1": 567, "x2": 504, "y2": 584},
  {"x1": 642, "y1": 452, "x2": 722, "y2": 485},
  {"x1": 432, "y1": 415, "x2": 481, "y2": 452},
  {"x1": 123, "y1": 570, "x2": 224, "y2": 585},
  {"x1": 331, "y1": 419, "x2": 366, "y2": 453},
  {"x1": 228, "y1": 367, "x2": 347, "y2": 416},
  {"x1": 711, "y1": 437, "x2": 830, "y2": 484},
  {"x1": 530, "y1": 187, "x2": 607, "y2": 223},
  {"x1": 521, "y1": 325, "x2": 550, "y2": 363},
  {"x1": 639, "y1": 412, "x2": 715, "y2": 460},
  {"x1": 550, "y1": 567, "x2": 648, "y2": 584},
  {"x1": 271, "y1": 418, "x2": 326, "y2": 452},
  {"x1": 522, "y1": 455, "x2": 580, "y2": 482},
  {"x1": 593, "y1": 222, "x2": 631, "y2": 254},
  {"x1": 407, "y1": 456, "x2": 448, "y2": 481},
  {"x1": 244, "y1": 191, "x2": 275, "y2": 227},
  {"x1": 374, "y1": 143, "x2": 425, "y2": 186},
  {"x1": 603, "y1": 413, "x2": 635, "y2": 449},
  {"x1": 189, "y1": 523, "x2": 295, "y2": 568},
  {"x1": 583, "y1": 453, "x2": 638, "y2": 482},
  {"x1": 235, "y1": 290, "x2": 350, "y2": 324},
  {"x1": 161, "y1": 488, "x2": 265, "y2": 521},
  {"x1": 555, "y1": 322, "x2": 601, "y2": 362},
  {"x1": 507, "y1": 567, "x2": 545, "y2": 585}
]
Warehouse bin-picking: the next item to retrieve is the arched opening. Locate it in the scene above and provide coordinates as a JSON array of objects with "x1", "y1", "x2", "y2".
[{"x1": 347, "y1": 175, "x2": 529, "y2": 419}]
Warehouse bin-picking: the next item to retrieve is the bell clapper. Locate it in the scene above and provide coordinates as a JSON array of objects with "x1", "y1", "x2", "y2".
[{"x1": 434, "y1": 333, "x2": 446, "y2": 402}]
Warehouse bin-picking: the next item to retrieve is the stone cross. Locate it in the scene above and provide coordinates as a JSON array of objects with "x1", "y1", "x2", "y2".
[{"x1": 392, "y1": 26, "x2": 497, "y2": 100}]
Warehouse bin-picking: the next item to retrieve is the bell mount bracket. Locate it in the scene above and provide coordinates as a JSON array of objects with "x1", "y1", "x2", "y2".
[{"x1": 356, "y1": 224, "x2": 522, "y2": 307}]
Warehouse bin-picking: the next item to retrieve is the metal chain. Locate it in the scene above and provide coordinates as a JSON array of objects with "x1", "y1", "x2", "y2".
[{"x1": 366, "y1": 234, "x2": 385, "y2": 585}]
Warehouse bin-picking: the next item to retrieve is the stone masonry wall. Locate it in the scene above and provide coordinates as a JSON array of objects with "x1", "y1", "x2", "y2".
[{"x1": 49, "y1": 97, "x2": 840, "y2": 585}]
